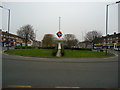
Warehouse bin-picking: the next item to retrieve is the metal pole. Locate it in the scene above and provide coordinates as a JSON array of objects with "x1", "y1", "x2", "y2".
[
  {"x1": 105, "y1": 1, "x2": 120, "y2": 55},
  {"x1": 59, "y1": 16, "x2": 61, "y2": 32},
  {"x1": 0, "y1": 6, "x2": 11, "y2": 50},
  {"x1": 105, "y1": 5, "x2": 108, "y2": 55},
  {"x1": 7, "y1": 9, "x2": 10, "y2": 50}
]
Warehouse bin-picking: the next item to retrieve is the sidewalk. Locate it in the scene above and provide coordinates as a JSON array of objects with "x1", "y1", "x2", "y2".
[{"x1": 107, "y1": 49, "x2": 119, "y2": 56}]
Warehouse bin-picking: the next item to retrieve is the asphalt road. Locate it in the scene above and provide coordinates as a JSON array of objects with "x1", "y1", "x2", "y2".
[{"x1": 2, "y1": 51, "x2": 119, "y2": 88}]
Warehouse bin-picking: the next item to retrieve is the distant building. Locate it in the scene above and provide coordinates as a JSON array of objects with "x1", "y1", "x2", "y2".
[
  {"x1": 95, "y1": 32, "x2": 120, "y2": 49},
  {"x1": 78, "y1": 41, "x2": 92, "y2": 48},
  {"x1": 32, "y1": 40, "x2": 41, "y2": 47},
  {"x1": 79, "y1": 32, "x2": 120, "y2": 49},
  {"x1": 1, "y1": 30, "x2": 25, "y2": 47},
  {"x1": 1, "y1": 30, "x2": 41, "y2": 47}
]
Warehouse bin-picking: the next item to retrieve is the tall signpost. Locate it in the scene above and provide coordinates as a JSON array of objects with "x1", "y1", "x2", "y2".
[
  {"x1": 56, "y1": 17, "x2": 63, "y2": 57},
  {"x1": 105, "y1": 1, "x2": 120, "y2": 55},
  {"x1": 56, "y1": 17, "x2": 63, "y2": 38}
]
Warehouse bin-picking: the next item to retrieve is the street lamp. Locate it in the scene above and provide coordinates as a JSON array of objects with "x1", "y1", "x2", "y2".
[
  {"x1": 105, "y1": 1, "x2": 120, "y2": 55},
  {"x1": 0, "y1": 6, "x2": 10, "y2": 50}
]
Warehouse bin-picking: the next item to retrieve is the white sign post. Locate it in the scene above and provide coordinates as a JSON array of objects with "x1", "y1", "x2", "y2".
[
  {"x1": 56, "y1": 16, "x2": 63, "y2": 57},
  {"x1": 56, "y1": 42, "x2": 62, "y2": 57}
]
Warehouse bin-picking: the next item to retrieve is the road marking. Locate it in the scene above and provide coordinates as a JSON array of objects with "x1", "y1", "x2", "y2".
[
  {"x1": 6, "y1": 85, "x2": 80, "y2": 88},
  {"x1": 7, "y1": 85, "x2": 32, "y2": 88},
  {"x1": 55, "y1": 86, "x2": 80, "y2": 88}
]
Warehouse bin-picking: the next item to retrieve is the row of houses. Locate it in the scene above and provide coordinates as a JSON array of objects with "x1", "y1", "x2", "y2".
[
  {"x1": 95, "y1": 32, "x2": 120, "y2": 48},
  {"x1": 0, "y1": 30, "x2": 41, "y2": 47},
  {"x1": 79, "y1": 32, "x2": 120, "y2": 49}
]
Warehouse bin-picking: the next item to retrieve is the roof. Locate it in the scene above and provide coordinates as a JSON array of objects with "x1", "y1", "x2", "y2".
[{"x1": 2, "y1": 31, "x2": 24, "y2": 39}]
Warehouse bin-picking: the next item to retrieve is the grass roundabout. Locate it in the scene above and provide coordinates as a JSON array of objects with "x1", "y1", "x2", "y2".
[{"x1": 4, "y1": 49, "x2": 115, "y2": 58}]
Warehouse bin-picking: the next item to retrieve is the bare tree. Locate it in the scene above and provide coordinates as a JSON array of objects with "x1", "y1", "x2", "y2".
[
  {"x1": 17, "y1": 24, "x2": 35, "y2": 46},
  {"x1": 63, "y1": 34, "x2": 79, "y2": 48},
  {"x1": 84, "y1": 30, "x2": 102, "y2": 48}
]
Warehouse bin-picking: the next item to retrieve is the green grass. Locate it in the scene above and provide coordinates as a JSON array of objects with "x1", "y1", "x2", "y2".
[
  {"x1": 63, "y1": 50, "x2": 115, "y2": 58},
  {"x1": 5, "y1": 49, "x2": 53, "y2": 57},
  {"x1": 5, "y1": 49, "x2": 115, "y2": 58}
]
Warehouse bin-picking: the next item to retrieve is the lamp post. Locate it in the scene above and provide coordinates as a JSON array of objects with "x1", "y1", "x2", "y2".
[
  {"x1": 105, "y1": 1, "x2": 120, "y2": 55},
  {"x1": 0, "y1": 6, "x2": 10, "y2": 50}
]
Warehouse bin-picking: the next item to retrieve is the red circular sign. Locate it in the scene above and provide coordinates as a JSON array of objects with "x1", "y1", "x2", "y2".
[{"x1": 57, "y1": 31, "x2": 62, "y2": 38}]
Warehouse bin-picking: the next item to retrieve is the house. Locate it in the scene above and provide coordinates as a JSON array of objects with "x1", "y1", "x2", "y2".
[
  {"x1": 1, "y1": 30, "x2": 33, "y2": 47},
  {"x1": 79, "y1": 32, "x2": 120, "y2": 49},
  {"x1": 94, "y1": 32, "x2": 120, "y2": 49}
]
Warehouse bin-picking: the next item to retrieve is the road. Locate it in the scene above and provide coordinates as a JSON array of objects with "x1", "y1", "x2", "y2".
[{"x1": 2, "y1": 51, "x2": 119, "y2": 88}]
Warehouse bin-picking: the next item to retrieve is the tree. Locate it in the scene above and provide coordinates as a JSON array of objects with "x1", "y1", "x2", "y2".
[
  {"x1": 42, "y1": 34, "x2": 57, "y2": 47},
  {"x1": 84, "y1": 30, "x2": 102, "y2": 48},
  {"x1": 63, "y1": 34, "x2": 79, "y2": 48},
  {"x1": 17, "y1": 24, "x2": 35, "y2": 46}
]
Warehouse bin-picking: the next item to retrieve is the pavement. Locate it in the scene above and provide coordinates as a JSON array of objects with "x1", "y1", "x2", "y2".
[
  {"x1": 108, "y1": 49, "x2": 120, "y2": 56},
  {"x1": 2, "y1": 50, "x2": 119, "y2": 88}
]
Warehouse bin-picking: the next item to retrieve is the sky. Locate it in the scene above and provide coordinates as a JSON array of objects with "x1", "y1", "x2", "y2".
[{"x1": 0, "y1": 0, "x2": 119, "y2": 41}]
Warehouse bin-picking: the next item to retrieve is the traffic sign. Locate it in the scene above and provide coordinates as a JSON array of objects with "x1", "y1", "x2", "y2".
[{"x1": 57, "y1": 31, "x2": 62, "y2": 38}]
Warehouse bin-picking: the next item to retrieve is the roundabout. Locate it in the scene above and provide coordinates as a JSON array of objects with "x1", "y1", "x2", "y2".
[
  {"x1": 2, "y1": 50, "x2": 118, "y2": 88},
  {"x1": 4, "y1": 49, "x2": 115, "y2": 58}
]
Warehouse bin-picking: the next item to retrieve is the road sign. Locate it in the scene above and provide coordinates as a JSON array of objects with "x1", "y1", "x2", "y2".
[{"x1": 57, "y1": 31, "x2": 62, "y2": 38}]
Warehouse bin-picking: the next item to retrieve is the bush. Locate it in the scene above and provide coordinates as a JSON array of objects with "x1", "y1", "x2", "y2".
[
  {"x1": 64, "y1": 47, "x2": 92, "y2": 51},
  {"x1": 38, "y1": 47, "x2": 55, "y2": 49},
  {"x1": 52, "y1": 45, "x2": 58, "y2": 56},
  {"x1": 61, "y1": 44, "x2": 65, "y2": 56},
  {"x1": 15, "y1": 46, "x2": 35, "y2": 49},
  {"x1": 52, "y1": 48, "x2": 57, "y2": 56},
  {"x1": 100, "y1": 49, "x2": 104, "y2": 52}
]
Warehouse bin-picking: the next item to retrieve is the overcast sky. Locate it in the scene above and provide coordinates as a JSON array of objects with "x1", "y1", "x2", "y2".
[{"x1": 0, "y1": 1, "x2": 118, "y2": 41}]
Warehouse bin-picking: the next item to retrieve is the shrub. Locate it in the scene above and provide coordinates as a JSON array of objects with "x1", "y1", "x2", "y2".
[
  {"x1": 52, "y1": 45, "x2": 58, "y2": 56},
  {"x1": 38, "y1": 47, "x2": 55, "y2": 49},
  {"x1": 100, "y1": 49, "x2": 104, "y2": 52},
  {"x1": 64, "y1": 47, "x2": 92, "y2": 51},
  {"x1": 15, "y1": 46, "x2": 35, "y2": 49},
  {"x1": 61, "y1": 44, "x2": 65, "y2": 56}
]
